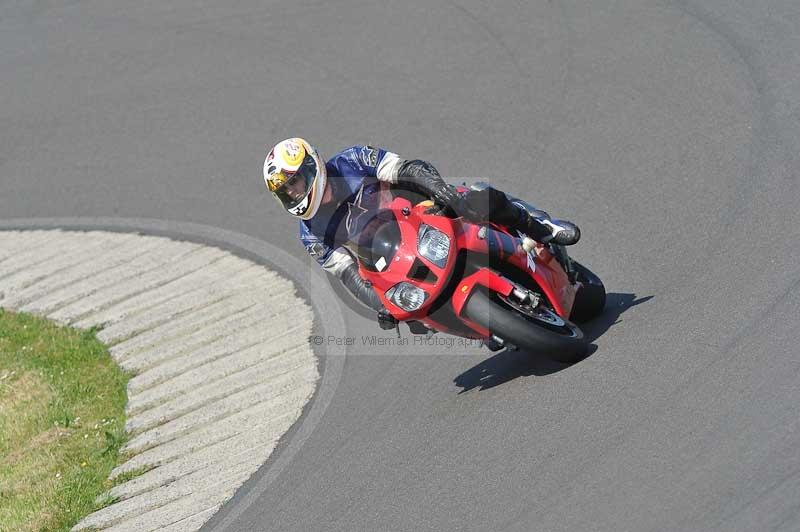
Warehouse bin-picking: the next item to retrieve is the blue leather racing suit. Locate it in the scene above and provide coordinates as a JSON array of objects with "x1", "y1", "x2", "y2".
[{"x1": 299, "y1": 145, "x2": 404, "y2": 277}]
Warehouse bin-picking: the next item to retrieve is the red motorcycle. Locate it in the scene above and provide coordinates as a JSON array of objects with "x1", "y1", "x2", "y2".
[{"x1": 347, "y1": 185, "x2": 606, "y2": 363}]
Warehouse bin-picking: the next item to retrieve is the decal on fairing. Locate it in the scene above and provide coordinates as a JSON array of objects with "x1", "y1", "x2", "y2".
[{"x1": 517, "y1": 231, "x2": 536, "y2": 272}]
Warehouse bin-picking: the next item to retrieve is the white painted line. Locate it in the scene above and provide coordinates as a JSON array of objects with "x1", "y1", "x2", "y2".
[{"x1": 0, "y1": 230, "x2": 318, "y2": 532}]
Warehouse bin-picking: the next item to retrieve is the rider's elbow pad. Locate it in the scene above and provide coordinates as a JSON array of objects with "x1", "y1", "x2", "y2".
[{"x1": 321, "y1": 247, "x2": 355, "y2": 277}]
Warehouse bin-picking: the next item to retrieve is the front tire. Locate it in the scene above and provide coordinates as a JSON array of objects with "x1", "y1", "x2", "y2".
[{"x1": 462, "y1": 289, "x2": 587, "y2": 363}]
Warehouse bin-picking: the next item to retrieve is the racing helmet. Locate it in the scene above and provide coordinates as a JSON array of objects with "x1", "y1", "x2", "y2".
[{"x1": 263, "y1": 138, "x2": 327, "y2": 220}]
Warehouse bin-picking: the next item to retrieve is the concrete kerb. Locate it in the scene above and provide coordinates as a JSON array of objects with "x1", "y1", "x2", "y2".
[{"x1": 0, "y1": 217, "x2": 347, "y2": 531}]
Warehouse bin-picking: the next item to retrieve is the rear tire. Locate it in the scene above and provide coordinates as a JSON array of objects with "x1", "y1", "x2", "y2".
[
  {"x1": 462, "y1": 289, "x2": 587, "y2": 363},
  {"x1": 570, "y1": 260, "x2": 606, "y2": 323}
]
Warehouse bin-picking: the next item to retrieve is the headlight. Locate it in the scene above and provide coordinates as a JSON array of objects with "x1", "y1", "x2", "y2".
[
  {"x1": 386, "y1": 282, "x2": 428, "y2": 312},
  {"x1": 417, "y1": 224, "x2": 450, "y2": 267}
]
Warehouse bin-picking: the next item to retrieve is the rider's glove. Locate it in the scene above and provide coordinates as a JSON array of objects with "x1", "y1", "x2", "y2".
[
  {"x1": 431, "y1": 183, "x2": 462, "y2": 211},
  {"x1": 427, "y1": 183, "x2": 473, "y2": 219},
  {"x1": 431, "y1": 184, "x2": 487, "y2": 221},
  {"x1": 377, "y1": 307, "x2": 399, "y2": 330},
  {"x1": 394, "y1": 159, "x2": 481, "y2": 220}
]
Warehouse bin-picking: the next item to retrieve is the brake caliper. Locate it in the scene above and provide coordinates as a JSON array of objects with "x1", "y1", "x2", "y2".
[{"x1": 511, "y1": 285, "x2": 540, "y2": 309}]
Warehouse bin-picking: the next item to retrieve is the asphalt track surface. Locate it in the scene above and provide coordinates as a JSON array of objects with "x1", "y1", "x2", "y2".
[{"x1": 2, "y1": 1, "x2": 800, "y2": 531}]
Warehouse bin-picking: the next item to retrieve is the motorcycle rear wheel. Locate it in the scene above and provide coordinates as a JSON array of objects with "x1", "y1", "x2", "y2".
[
  {"x1": 569, "y1": 260, "x2": 607, "y2": 323},
  {"x1": 462, "y1": 288, "x2": 587, "y2": 363}
]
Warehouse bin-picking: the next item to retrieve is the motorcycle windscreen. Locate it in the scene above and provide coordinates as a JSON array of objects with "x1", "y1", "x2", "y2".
[{"x1": 345, "y1": 209, "x2": 401, "y2": 273}]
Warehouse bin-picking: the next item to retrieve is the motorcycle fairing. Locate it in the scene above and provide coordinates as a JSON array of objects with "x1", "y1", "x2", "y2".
[
  {"x1": 454, "y1": 224, "x2": 576, "y2": 318},
  {"x1": 358, "y1": 196, "x2": 577, "y2": 338}
]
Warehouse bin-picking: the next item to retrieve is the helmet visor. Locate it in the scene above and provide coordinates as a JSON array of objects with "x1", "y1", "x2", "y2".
[{"x1": 272, "y1": 153, "x2": 319, "y2": 213}]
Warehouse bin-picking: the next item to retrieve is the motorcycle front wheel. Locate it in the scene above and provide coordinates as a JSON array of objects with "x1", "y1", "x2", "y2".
[{"x1": 462, "y1": 288, "x2": 587, "y2": 363}]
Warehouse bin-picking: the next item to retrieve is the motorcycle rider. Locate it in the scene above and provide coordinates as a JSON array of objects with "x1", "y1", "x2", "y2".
[{"x1": 263, "y1": 138, "x2": 580, "y2": 329}]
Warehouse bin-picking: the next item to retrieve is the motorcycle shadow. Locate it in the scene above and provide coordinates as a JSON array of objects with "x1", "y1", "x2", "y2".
[{"x1": 453, "y1": 292, "x2": 653, "y2": 393}]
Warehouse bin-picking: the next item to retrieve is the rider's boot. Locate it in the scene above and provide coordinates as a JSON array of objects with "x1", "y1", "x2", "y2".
[
  {"x1": 528, "y1": 215, "x2": 581, "y2": 246},
  {"x1": 510, "y1": 203, "x2": 581, "y2": 246},
  {"x1": 465, "y1": 183, "x2": 581, "y2": 246}
]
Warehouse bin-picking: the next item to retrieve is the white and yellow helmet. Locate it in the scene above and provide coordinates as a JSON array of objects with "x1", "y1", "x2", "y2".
[{"x1": 263, "y1": 137, "x2": 327, "y2": 220}]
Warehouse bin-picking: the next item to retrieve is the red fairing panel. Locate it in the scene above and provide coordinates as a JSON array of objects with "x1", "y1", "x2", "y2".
[
  {"x1": 455, "y1": 223, "x2": 576, "y2": 318},
  {"x1": 450, "y1": 268, "x2": 515, "y2": 316},
  {"x1": 358, "y1": 195, "x2": 577, "y2": 339}
]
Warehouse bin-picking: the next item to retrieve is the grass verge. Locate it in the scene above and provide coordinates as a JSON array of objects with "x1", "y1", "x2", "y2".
[{"x1": 0, "y1": 309, "x2": 129, "y2": 532}]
